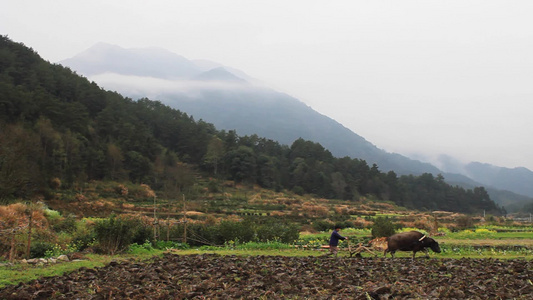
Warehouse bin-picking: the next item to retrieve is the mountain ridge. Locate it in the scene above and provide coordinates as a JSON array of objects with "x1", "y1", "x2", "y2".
[
  {"x1": 193, "y1": 67, "x2": 247, "y2": 82},
  {"x1": 61, "y1": 42, "x2": 201, "y2": 79},
  {"x1": 464, "y1": 162, "x2": 533, "y2": 198}
]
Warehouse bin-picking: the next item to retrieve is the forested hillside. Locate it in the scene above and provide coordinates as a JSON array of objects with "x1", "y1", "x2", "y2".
[
  {"x1": 0, "y1": 36, "x2": 504, "y2": 215},
  {"x1": 61, "y1": 42, "x2": 443, "y2": 176}
]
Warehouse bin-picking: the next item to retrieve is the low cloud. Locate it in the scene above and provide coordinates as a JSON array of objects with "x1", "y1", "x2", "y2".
[{"x1": 89, "y1": 73, "x2": 260, "y2": 100}]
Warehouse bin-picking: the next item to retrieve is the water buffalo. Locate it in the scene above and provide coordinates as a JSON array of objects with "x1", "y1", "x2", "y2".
[{"x1": 384, "y1": 231, "x2": 441, "y2": 259}]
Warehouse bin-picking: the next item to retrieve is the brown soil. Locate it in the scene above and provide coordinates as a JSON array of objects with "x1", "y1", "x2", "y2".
[{"x1": 1, "y1": 254, "x2": 531, "y2": 299}]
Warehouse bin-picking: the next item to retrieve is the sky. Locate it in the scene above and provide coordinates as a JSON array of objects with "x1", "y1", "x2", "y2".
[{"x1": 2, "y1": 0, "x2": 533, "y2": 171}]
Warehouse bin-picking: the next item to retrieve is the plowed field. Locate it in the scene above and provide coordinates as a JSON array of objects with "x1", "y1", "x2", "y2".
[{"x1": 1, "y1": 254, "x2": 531, "y2": 299}]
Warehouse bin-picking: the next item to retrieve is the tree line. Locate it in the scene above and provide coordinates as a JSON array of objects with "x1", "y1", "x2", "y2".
[{"x1": 0, "y1": 36, "x2": 504, "y2": 215}]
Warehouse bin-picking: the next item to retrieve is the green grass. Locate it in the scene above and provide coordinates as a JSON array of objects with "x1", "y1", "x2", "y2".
[
  {"x1": 438, "y1": 244, "x2": 532, "y2": 258},
  {"x1": 0, "y1": 252, "x2": 165, "y2": 289},
  {"x1": 175, "y1": 248, "x2": 324, "y2": 257},
  {"x1": 373, "y1": 213, "x2": 405, "y2": 218},
  {"x1": 440, "y1": 229, "x2": 533, "y2": 240},
  {"x1": 0, "y1": 254, "x2": 107, "y2": 288},
  {"x1": 173, "y1": 245, "x2": 533, "y2": 260}
]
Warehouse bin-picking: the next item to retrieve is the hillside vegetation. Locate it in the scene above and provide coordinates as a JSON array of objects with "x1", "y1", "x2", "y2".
[{"x1": 0, "y1": 36, "x2": 506, "y2": 217}]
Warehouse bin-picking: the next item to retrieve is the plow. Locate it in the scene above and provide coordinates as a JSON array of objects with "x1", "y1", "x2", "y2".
[
  {"x1": 321, "y1": 237, "x2": 388, "y2": 257},
  {"x1": 348, "y1": 237, "x2": 388, "y2": 257}
]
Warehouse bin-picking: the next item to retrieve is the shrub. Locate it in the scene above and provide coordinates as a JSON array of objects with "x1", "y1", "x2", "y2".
[
  {"x1": 371, "y1": 217, "x2": 397, "y2": 238},
  {"x1": 31, "y1": 241, "x2": 81, "y2": 259},
  {"x1": 70, "y1": 219, "x2": 97, "y2": 251},
  {"x1": 332, "y1": 220, "x2": 354, "y2": 230},
  {"x1": 207, "y1": 180, "x2": 219, "y2": 193},
  {"x1": 301, "y1": 204, "x2": 329, "y2": 218},
  {"x1": 154, "y1": 240, "x2": 189, "y2": 250},
  {"x1": 131, "y1": 224, "x2": 153, "y2": 245},
  {"x1": 44, "y1": 244, "x2": 63, "y2": 258},
  {"x1": 292, "y1": 186, "x2": 305, "y2": 195},
  {"x1": 94, "y1": 215, "x2": 152, "y2": 254},
  {"x1": 128, "y1": 240, "x2": 153, "y2": 255},
  {"x1": 455, "y1": 215, "x2": 474, "y2": 230},
  {"x1": 52, "y1": 214, "x2": 77, "y2": 233},
  {"x1": 414, "y1": 216, "x2": 439, "y2": 234},
  {"x1": 171, "y1": 219, "x2": 299, "y2": 247},
  {"x1": 312, "y1": 219, "x2": 334, "y2": 232},
  {"x1": 295, "y1": 236, "x2": 328, "y2": 249},
  {"x1": 255, "y1": 221, "x2": 299, "y2": 244},
  {"x1": 215, "y1": 220, "x2": 255, "y2": 244},
  {"x1": 115, "y1": 184, "x2": 128, "y2": 196},
  {"x1": 162, "y1": 223, "x2": 207, "y2": 246},
  {"x1": 30, "y1": 242, "x2": 54, "y2": 258},
  {"x1": 50, "y1": 178, "x2": 61, "y2": 190},
  {"x1": 44, "y1": 209, "x2": 61, "y2": 222}
]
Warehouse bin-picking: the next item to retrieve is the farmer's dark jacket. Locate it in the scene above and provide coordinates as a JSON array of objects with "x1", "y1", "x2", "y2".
[{"x1": 329, "y1": 230, "x2": 346, "y2": 246}]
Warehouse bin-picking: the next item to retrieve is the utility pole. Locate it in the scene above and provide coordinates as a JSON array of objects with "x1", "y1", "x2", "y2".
[
  {"x1": 9, "y1": 229, "x2": 15, "y2": 262},
  {"x1": 26, "y1": 209, "x2": 32, "y2": 259},
  {"x1": 183, "y1": 194, "x2": 187, "y2": 244},
  {"x1": 153, "y1": 195, "x2": 158, "y2": 242},
  {"x1": 25, "y1": 202, "x2": 33, "y2": 259},
  {"x1": 167, "y1": 198, "x2": 171, "y2": 242}
]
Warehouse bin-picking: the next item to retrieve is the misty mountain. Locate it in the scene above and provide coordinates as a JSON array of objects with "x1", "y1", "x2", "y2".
[
  {"x1": 432, "y1": 154, "x2": 468, "y2": 175},
  {"x1": 463, "y1": 163, "x2": 533, "y2": 198},
  {"x1": 61, "y1": 43, "x2": 440, "y2": 174},
  {"x1": 428, "y1": 154, "x2": 533, "y2": 201},
  {"x1": 61, "y1": 43, "x2": 201, "y2": 79},
  {"x1": 193, "y1": 67, "x2": 246, "y2": 82},
  {"x1": 163, "y1": 88, "x2": 443, "y2": 176},
  {"x1": 192, "y1": 59, "x2": 255, "y2": 82},
  {"x1": 59, "y1": 44, "x2": 533, "y2": 210},
  {"x1": 60, "y1": 43, "x2": 442, "y2": 176},
  {"x1": 442, "y1": 172, "x2": 533, "y2": 211},
  {"x1": 434, "y1": 153, "x2": 533, "y2": 199}
]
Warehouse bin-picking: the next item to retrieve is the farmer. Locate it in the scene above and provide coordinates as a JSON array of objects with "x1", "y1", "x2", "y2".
[{"x1": 327, "y1": 226, "x2": 348, "y2": 257}]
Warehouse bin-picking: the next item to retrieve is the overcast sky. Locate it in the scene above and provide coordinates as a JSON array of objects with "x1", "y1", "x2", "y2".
[{"x1": 2, "y1": 0, "x2": 533, "y2": 171}]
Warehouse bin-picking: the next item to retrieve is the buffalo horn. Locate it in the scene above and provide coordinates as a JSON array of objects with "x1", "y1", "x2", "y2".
[{"x1": 419, "y1": 235, "x2": 426, "y2": 241}]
